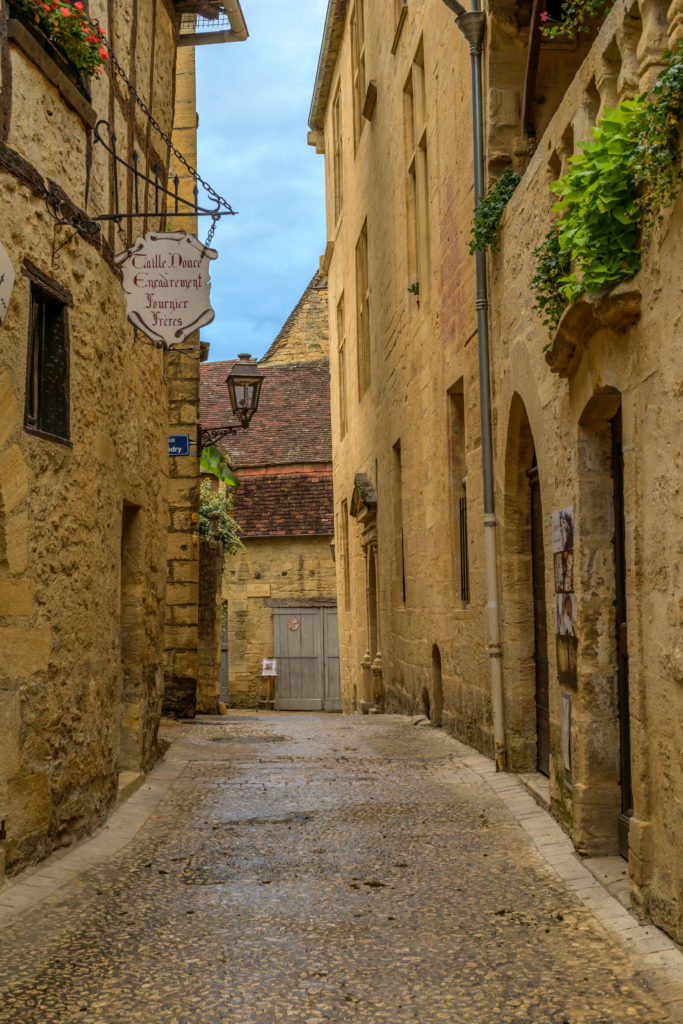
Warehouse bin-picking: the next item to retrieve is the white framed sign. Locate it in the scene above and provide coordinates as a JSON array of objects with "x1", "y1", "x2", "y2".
[
  {"x1": 115, "y1": 231, "x2": 217, "y2": 346},
  {"x1": 262, "y1": 658, "x2": 277, "y2": 677},
  {"x1": 0, "y1": 242, "x2": 15, "y2": 324}
]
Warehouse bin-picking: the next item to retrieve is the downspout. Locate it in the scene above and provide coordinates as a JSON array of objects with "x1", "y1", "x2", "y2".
[{"x1": 441, "y1": 0, "x2": 507, "y2": 772}]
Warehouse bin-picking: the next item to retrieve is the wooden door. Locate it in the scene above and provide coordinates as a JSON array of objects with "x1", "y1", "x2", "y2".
[
  {"x1": 612, "y1": 409, "x2": 633, "y2": 858},
  {"x1": 273, "y1": 607, "x2": 341, "y2": 711},
  {"x1": 323, "y1": 607, "x2": 342, "y2": 711},
  {"x1": 529, "y1": 459, "x2": 550, "y2": 776}
]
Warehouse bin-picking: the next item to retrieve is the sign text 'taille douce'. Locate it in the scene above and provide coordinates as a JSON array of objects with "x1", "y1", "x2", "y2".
[{"x1": 115, "y1": 231, "x2": 217, "y2": 347}]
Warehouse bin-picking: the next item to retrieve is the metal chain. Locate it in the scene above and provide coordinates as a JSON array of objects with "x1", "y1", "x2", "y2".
[{"x1": 91, "y1": 17, "x2": 233, "y2": 216}]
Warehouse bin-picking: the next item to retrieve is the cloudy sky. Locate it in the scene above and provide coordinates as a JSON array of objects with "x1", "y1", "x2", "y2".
[{"x1": 196, "y1": 2, "x2": 329, "y2": 363}]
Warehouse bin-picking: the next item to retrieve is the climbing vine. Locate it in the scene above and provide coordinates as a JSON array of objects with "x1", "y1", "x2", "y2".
[
  {"x1": 531, "y1": 44, "x2": 683, "y2": 333},
  {"x1": 469, "y1": 167, "x2": 522, "y2": 254},
  {"x1": 199, "y1": 480, "x2": 243, "y2": 556}
]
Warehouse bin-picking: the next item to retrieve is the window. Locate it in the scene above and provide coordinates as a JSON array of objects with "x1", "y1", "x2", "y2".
[
  {"x1": 392, "y1": 0, "x2": 408, "y2": 54},
  {"x1": 393, "y1": 440, "x2": 406, "y2": 604},
  {"x1": 336, "y1": 293, "x2": 348, "y2": 438},
  {"x1": 332, "y1": 83, "x2": 344, "y2": 222},
  {"x1": 355, "y1": 220, "x2": 370, "y2": 398},
  {"x1": 25, "y1": 286, "x2": 70, "y2": 442},
  {"x1": 404, "y1": 41, "x2": 430, "y2": 299},
  {"x1": 340, "y1": 499, "x2": 351, "y2": 611},
  {"x1": 448, "y1": 383, "x2": 468, "y2": 603},
  {"x1": 350, "y1": 0, "x2": 366, "y2": 150}
]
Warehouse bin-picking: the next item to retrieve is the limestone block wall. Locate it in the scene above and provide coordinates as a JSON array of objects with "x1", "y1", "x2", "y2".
[
  {"x1": 225, "y1": 536, "x2": 336, "y2": 707},
  {"x1": 319, "y1": 0, "x2": 483, "y2": 730},
  {"x1": 485, "y1": 0, "x2": 683, "y2": 943},
  {"x1": 315, "y1": 0, "x2": 681, "y2": 942},
  {"x1": 261, "y1": 274, "x2": 331, "y2": 364},
  {"x1": 198, "y1": 534, "x2": 223, "y2": 714},
  {"x1": 163, "y1": 44, "x2": 201, "y2": 718},
  {"x1": 0, "y1": 0, "x2": 178, "y2": 873}
]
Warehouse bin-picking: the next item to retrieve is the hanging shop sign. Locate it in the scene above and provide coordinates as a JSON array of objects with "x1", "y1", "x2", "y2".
[
  {"x1": 115, "y1": 231, "x2": 218, "y2": 347},
  {"x1": 0, "y1": 243, "x2": 15, "y2": 324}
]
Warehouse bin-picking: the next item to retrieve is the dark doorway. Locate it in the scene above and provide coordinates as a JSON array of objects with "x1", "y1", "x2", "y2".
[
  {"x1": 528, "y1": 455, "x2": 550, "y2": 777},
  {"x1": 612, "y1": 408, "x2": 633, "y2": 858}
]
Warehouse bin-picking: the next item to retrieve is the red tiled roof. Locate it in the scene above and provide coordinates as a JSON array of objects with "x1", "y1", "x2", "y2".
[
  {"x1": 200, "y1": 360, "x2": 332, "y2": 468},
  {"x1": 233, "y1": 467, "x2": 334, "y2": 537}
]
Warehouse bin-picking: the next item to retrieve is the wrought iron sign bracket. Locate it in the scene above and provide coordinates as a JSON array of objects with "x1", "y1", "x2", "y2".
[{"x1": 200, "y1": 424, "x2": 247, "y2": 448}]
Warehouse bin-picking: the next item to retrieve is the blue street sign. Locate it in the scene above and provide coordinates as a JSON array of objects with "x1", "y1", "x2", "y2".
[{"x1": 168, "y1": 434, "x2": 191, "y2": 456}]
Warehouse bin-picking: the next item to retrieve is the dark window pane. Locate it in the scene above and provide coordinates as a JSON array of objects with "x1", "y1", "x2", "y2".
[{"x1": 26, "y1": 289, "x2": 69, "y2": 441}]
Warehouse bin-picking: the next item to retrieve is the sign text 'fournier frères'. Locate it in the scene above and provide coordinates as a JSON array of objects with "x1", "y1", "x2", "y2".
[{"x1": 115, "y1": 231, "x2": 217, "y2": 347}]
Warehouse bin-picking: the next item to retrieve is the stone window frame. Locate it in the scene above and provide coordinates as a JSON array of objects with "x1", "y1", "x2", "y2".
[
  {"x1": 340, "y1": 498, "x2": 351, "y2": 612},
  {"x1": 332, "y1": 81, "x2": 344, "y2": 225},
  {"x1": 336, "y1": 292, "x2": 348, "y2": 438},
  {"x1": 350, "y1": 0, "x2": 366, "y2": 153},
  {"x1": 391, "y1": 0, "x2": 408, "y2": 55},
  {"x1": 22, "y1": 261, "x2": 73, "y2": 448},
  {"x1": 355, "y1": 218, "x2": 371, "y2": 398},
  {"x1": 403, "y1": 38, "x2": 430, "y2": 304}
]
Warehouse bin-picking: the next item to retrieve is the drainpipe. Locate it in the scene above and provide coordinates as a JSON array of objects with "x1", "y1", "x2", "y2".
[{"x1": 440, "y1": 0, "x2": 507, "y2": 772}]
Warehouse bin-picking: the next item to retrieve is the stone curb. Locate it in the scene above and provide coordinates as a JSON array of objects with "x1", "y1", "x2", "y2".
[
  {"x1": 0, "y1": 751, "x2": 189, "y2": 930},
  {"x1": 424, "y1": 727, "x2": 683, "y2": 1021}
]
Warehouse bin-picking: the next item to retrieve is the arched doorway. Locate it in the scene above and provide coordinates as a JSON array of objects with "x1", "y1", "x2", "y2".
[
  {"x1": 527, "y1": 454, "x2": 550, "y2": 776},
  {"x1": 431, "y1": 644, "x2": 443, "y2": 727},
  {"x1": 577, "y1": 390, "x2": 632, "y2": 856},
  {"x1": 503, "y1": 394, "x2": 550, "y2": 773}
]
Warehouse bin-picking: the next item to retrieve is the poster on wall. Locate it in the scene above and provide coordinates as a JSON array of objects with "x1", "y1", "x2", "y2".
[
  {"x1": 0, "y1": 242, "x2": 15, "y2": 324},
  {"x1": 115, "y1": 231, "x2": 217, "y2": 347},
  {"x1": 552, "y1": 506, "x2": 578, "y2": 687}
]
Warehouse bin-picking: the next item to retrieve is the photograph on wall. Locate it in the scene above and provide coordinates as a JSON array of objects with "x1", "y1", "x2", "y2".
[
  {"x1": 552, "y1": 506, "x2": 574, "y2": 554},
  {"x1": 552, "y1": 506, "x2": 578, "y2": 686},
  {"x1": 554, "y1": 548, "x2": 574, "y2": 593},
  {"x1": 556, "y1": 592, "x2": 577, "y2": 636}
]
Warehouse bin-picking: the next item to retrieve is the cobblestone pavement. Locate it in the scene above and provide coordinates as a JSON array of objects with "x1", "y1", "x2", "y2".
[{"x1": 0, "y1": 713, "x2": 681, "y2": 1024}]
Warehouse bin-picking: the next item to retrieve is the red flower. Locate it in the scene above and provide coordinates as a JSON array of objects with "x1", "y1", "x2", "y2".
[{"x1": 540, "y1": 9, "x2": 550, "y2": 19}]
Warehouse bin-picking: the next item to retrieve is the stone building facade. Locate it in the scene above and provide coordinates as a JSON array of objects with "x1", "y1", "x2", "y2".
[
  {"x1": 200, "y1": 275, "x2": 338, "y2": 709},
  {"x1": 163, "y1": 9, "x2": 249, "y2": 718},
  {"x1": 310, "y1": 0, "x2": 682, "y2": 940},
  {"x1": 0, "y1": 0, "x2": 234, "y2": 877}
]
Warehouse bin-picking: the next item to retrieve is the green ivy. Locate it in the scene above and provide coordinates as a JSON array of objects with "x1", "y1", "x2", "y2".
[
  {"x1": 199, "y1": 480, "x2": 243, "y2": 556},
  {"x1": 539, "y1": 0, "x2": 613, "y2": 40},
  {"x1": 530, "y1": 225, "x2": 571, "y2": 334},
  {"x1": 469, "y1": 167, "x2": 521, "y2": 255},
  {"x1": 532, "y1": 44, "x2": 683, "y2": 334}
]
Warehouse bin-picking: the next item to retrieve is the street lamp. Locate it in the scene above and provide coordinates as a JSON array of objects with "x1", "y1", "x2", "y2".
[
  {"x1": 200, "y1": 353, "x2": 263, "y2": 447},
  {"x1": 227, "y1": 353, "x2": 264, "y2": 428}
]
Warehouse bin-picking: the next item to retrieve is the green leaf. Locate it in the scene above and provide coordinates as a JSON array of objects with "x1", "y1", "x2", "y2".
[{"x1": 200, "y1": 445, "x2": 241, "y2": 488}]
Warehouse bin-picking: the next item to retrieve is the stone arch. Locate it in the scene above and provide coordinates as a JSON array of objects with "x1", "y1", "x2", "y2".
[
  {"x1": 501, "y1": 393, "x2": 545, "y2": 772},
  {"x1": 431, "y1": 644, "x2": 443, "y2": 728}
]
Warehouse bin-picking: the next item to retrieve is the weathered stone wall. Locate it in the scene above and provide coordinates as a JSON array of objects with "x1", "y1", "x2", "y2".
[
  {"x1": 0, "y1": 0, "x2": 178, "y2": 873},
  {"x1": 315, "y1": 0, "x2": 682, "y2": 941},
  {"x1": 163, "y1": 43, "x2": 201, "y2": 718},
  {"x1": 261, "y1": 273, "x2": 330, "y2": 364},
  {"x1": 198, "y1": 533, "x2": 222, "y2": 714},
  {"x1": 226, "y1": 537, "x2": 336, "y2": 707}
]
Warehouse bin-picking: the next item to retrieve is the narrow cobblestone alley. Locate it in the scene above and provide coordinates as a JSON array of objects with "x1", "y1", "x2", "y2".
[{"x1": 0, "y1": 714, "x2": 681, "y2": 1024}]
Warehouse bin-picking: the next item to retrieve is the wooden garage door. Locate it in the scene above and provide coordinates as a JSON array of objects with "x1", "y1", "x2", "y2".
[{"x1": 273, "y1": 606, "x2": 341, "y2": 711}]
